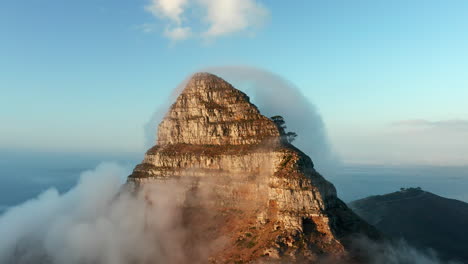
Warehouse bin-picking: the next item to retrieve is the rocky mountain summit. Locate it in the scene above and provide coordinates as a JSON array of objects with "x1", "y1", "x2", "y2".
[{"x1": 128, "y1": 73, "x2": 379, "y2": 263}]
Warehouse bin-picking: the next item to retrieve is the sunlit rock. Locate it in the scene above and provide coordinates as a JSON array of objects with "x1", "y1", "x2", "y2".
[{"x1": 128, "y1": 72, "x2": 379, "y2": 263}]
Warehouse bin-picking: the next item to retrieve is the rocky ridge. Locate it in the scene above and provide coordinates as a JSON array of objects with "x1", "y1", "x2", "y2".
[
  {"x1": 128, "y1": 73, "x2": 379, "y2": 263},
  {"x1": 350, "y1": 188, "x2": 468, "y2": 263}
]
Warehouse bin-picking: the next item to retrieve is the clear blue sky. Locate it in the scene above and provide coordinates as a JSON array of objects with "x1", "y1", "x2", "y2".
[{"x1": 2, "y1": 0, "x2": 468, "y2": 165}]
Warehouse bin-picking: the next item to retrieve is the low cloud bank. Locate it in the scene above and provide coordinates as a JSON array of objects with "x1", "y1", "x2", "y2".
[
  {"x1": 0, "y1": 163, "x2": 216, "y2": 264},
  {"x1": 392, "y1": 119, "x2": 468, "y2": 130},
  {"x1": 342, "y1": 236, "x2": 462, "y2": 264},
  {"x1": 0, "y1": 163, "x2": 461, "y2": 264}
]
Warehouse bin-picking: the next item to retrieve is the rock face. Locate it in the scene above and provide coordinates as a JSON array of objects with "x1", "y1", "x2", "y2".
[
  {"x1": 128, "y1": 73, "x2": 379, "y2": 263},
  {"x1": 157, "y1": 73, "x2": 280, "y2": 146}
]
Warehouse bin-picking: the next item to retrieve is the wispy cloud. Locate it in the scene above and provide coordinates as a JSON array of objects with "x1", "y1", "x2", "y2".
[
  {"x1": 143, "y1": 0, "x2": 269, "y2": 41},
  {"x1": 138, "y1": 23, "x2": 157, "y2": 33},
  {"x1": 145, "y1": 0, "x2": 188, "y2": 24},
  {"x1": 392, "y1": 119, "x2": 468, "y2": 131},
  {"x1": 164, "y1": 26, "x2": 192, "y2": 41},
  {"x1": 332, "y1": 119, "x2": 468, "y2": 166}
]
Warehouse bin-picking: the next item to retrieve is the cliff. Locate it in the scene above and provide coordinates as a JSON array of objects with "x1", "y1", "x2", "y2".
[{"x1": 128, "y1": 73, "x2": 379, "y2": 263}]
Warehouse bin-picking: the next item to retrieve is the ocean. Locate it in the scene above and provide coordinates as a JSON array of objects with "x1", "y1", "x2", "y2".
[
  {"x1": 1, "y1": 150, "x2": 468, "y2": 215},
  {"x1": 0, "y1": 150, "x2": 140, "y2": 214},
  {"x1": 328, "y1": 165, "x2": 468, "y2": 203}
]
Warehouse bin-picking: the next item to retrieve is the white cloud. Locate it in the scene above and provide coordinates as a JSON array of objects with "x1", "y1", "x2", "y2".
[
  {"x1": 199, "y1": 0, "x2": 269, "y2": 37},
  {"x1": 143, "y1": 0, "x2": 269, "y2": 41},
  {"x1": 145, "y1": 0, "x2": 188, "y2": 24},
  {"x1": 0, "y1": 162, "x2": 222, "y2": 263}
]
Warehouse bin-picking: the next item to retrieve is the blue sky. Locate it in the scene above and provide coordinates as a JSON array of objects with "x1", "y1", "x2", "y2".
[{"x1": 2, "y1": 0, "x2": 468, "y2": 165}]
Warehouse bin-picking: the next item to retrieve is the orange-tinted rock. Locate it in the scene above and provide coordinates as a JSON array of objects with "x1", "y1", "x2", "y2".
[{"x1": 128, "y1": 72, "x2": 379, "y2": 263}]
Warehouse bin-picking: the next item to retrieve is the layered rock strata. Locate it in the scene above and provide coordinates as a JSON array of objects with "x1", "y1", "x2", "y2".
[{"x1": 128, "y1": 73, "x2": 379, "y2": 263}]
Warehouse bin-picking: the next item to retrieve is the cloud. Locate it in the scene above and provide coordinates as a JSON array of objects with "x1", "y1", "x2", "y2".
[
  {"x1": 0, "y1": 159, "x2": 458, "y2": 264},
  {"x1": 145, "y1": 0, "x2": 191, "y2": 41},
  {"x1": 199, "y1": 0, "x2": 269, "y2": 37},
  {"x1": 145, "y1": 0, "x2": 188, "y2": 24},
  {"x1": 0, "y1": 163, "x2": 221, "y2": 264},
  {"x1": 1, "y1": 164, "x2": 460, "y2": 264},
  {"x1": 347, "y1": 236, "x2": 462, "y2": 264},
  {"x1": 143, "y1": 0, "x2": 269, "y2": 41},
  {"x1": 203, "y1": 66, "x2": 340, "y2": 174},
  {"x1": 334, "y1": 119, "x2": 468, "y2": 166},
  {"x1": 392, "y1": 119, "x2": 468, "y2": 131},
  {"x1": 164, "y1": 26, "x2": 192, "y2": 41}
]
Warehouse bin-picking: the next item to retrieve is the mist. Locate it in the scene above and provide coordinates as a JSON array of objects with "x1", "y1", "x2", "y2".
[
  {"x1": 343, "y1": 237, "x2": 462, "y2": 264},
  {"x1": 0, "y1": 162, "x2": 459, "y2": 264},
  {"x1": 0, "y1": 163, "x2": 218, "y2": 264}
]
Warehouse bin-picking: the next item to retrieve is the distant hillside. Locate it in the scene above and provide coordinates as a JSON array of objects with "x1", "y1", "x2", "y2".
[{"x1": 349, "y1": 188, "x2": 468, "y2": 263}]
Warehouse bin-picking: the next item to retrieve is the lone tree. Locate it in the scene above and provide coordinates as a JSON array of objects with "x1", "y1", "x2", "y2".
[
  {"x1": 271, "y1": 116, "x2": 286, "y2": 130},
  {"x1": 286, "y1": 131, "x2": 298, "y2": 143},
  {"x1": 271, "y1": 115, "x2": 297, "y2": 143}
]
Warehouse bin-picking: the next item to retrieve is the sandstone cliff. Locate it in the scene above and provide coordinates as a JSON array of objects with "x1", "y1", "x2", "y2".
[{"x1": 128, "y1": 73, "x2": 379, "y2": 263}]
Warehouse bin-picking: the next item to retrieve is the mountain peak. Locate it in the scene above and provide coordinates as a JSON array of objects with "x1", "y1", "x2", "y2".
[
  {"x1": 129, "y1": 74, "x2": 379, "y2": 263},
  {"x1": 181, "y1": 72, "x2": 238, "y2": 94},
  {"x1": 156, "y1": 72, "x2": 281, "y2": 146},
  {"x1": 188, "y1": 71, "x2": 222, "y2": 80}
]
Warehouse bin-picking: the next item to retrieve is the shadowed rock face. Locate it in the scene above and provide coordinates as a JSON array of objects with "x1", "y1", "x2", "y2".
[
  {"x1": 128, "y1": 73, "x2": 379, "y2": 263},
  {"x1": 350, "y1": 188, "x2": 468, "y2": 263}
]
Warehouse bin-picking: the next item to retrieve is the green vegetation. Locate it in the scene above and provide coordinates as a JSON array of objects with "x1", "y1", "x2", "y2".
[{"x1": 271, "y1": 115, "x2": 298, "y2": 143}]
